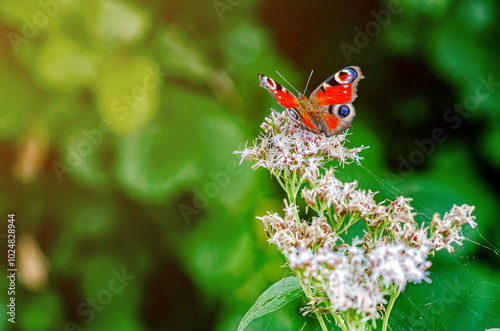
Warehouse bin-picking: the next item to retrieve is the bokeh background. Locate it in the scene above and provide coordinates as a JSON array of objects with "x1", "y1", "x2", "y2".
[{"x1": 1, "y1": 0, "x2": 499, "y2": 330}]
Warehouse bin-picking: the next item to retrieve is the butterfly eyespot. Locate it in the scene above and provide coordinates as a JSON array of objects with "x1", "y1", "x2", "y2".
[
  {"x1": 261, "y1": 76, "x2": 277, "y2": 90},
  {"x1": 288, "y1": 109, "x2": 301, "y2": 120},
  {"x1": 338, "y1": 71, "x2": 348, "y2": 80},
  {"x1": 335, "y1": 67, "x2": 358, "y2": 84},
  {"x1": 338, "y1": 105, "x2": 350, "y2": 118}
]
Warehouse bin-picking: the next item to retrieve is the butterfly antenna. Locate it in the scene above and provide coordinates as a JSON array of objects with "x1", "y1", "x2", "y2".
[
  {"x1": 303, "y1": 70, "x2": 314, "y2": 95},
  {"x1": 276, "y1": 71, "x2": 301, "y2": 95}
]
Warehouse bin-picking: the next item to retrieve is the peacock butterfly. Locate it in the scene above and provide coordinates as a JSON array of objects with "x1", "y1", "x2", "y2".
[{"x1": 258, "y1": 66, "x2": 364, "y2": 136}]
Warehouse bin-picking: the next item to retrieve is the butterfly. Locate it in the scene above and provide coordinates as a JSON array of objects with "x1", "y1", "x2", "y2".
[{"x1": 258, "y1": 66, "x2": 364, "y2": 137}]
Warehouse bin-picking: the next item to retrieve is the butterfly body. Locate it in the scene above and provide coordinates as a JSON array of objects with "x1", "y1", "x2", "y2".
[{"x1": 258, "y1": 66, "x2": 363, "y2": 136}]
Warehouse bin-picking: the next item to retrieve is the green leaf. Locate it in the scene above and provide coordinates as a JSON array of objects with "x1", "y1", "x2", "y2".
[
  {"x1": 238, "y1": 276, "x2": 303, "y2": 331},
  {"x1": 95, "y1": 55, "x2": 159, "y2": 136}
]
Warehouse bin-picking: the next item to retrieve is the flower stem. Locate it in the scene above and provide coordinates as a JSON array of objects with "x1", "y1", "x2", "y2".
[
  {"x1": 333, "y1": 313, "x2": 348, "y2": 331},
  {"x1": 295, "y1": 273, "x2": 328, "y2": 331},
  {"x1": 316, "y1": 311, "x2": 329, "y2": 331},
  {"x1": 382, "y1": 285, "x2": 401, "y2": 331}
]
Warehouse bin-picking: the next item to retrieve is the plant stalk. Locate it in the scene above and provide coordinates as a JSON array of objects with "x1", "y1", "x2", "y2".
[{"x1": 382, "y1": 285, "x2": 401, "y2": 331}]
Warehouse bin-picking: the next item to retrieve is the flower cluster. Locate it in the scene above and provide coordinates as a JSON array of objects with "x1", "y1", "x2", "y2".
[
  {"x1": 429, "y1": 204, "x2": 477, "y2": 253},
  {"x1": 288, "y1": 243, "x2": 387, "y2": 319},
  {"x1": 258, "y1": 201, "x2": 339, "y2": 251},
  {"x1": 238, "y1": 110, "x2": 477, "y2": 330},
  {"x1": 260, "y1": 202, "x2": 434, "y2": 322},
  {"x1": 301, "y1": 169, "x2": 477, "y2": 255},
  {"x1": 301, "y1": 168, "x2": 381, "y2": 224},
  {"x1": 368, "y1": 242, "x2": 432, "y2": 289},
  {"x1": 235, "y1": 110, "x2": 366, "y2": 176}
]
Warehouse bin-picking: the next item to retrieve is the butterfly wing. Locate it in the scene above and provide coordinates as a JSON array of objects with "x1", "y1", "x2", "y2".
[
  {"x1": 258, "y1": 74, "x2": 324, "y2": 134},
  {"x1": 258, "y1": 74, "x2": 300, "y2": 109},
  {"x1": 308, "y1": 66, "x2": 364, "y2": 136},
  {"x1": 309, "y1": 66, "x2": 363, "y2": 105}
]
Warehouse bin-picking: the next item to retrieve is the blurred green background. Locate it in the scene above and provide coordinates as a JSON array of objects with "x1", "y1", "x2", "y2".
[{"x1": 0, "y1": 0, "x2": 499, "y2": 330}]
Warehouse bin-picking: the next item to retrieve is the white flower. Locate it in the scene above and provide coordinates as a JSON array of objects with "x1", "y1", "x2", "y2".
[
  {"x1": 234, "y1": 110, "x2": 367, "y2": 176},
  {"x1": 258, "y1": 200, "x2": 339, "y2": 250},
  {"x1": 323, "y1": 243, "x2": 385, "y2": 318},
  {"x1": 368, "y1": 243, "x2": 431, "y2": 289},
  {"x1": 429, "y1": 204, "x2": 477, "y2": 252},
  {"x1": 288, "y1": 240, "x2": 386, "y2": 319}
]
